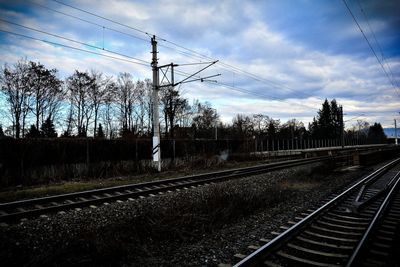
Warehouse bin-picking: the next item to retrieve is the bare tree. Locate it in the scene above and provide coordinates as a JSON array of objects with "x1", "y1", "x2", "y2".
[
  {"x1": 89, "y1": 70, "x2": 109, "y2": 137},
  {"x1": 102, "y1": 81, "x2": 118, "y2": 138},
  {"x1": 194, "y1": 101, "x2": 219, "y2": 129},
  {"x1": 28, "y1": 61, "x2": 63, "y2": 130},
  {"x1": 66, "y1": 70, "x2": 95, "y2": 136},
  {"x1": 134, "y1": 80, "x2": 147, "y2": 135},
  {"x1": 160, "y1": 86, "x2": 188, "y2": 138},
  {"x1": 252, "y1": 114, "x2": 269, "y2": 136},
  {"x1": 232, "y1": 114, "x2": 253, "y2": 138},
  {"x1": 0, "y1": 59, "x2": 32, "y2": 138},
  {"x1": 175, "y1": 99, "x2": 191, "y2": 128},
  {"x1": 117, "y1": 72, "x2": 136, "y2": 134}
]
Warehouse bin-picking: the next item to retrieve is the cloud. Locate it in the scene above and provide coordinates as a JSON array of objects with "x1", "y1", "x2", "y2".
[{"x1": 0, "y1": 0, "x2": 399, "y2": 129}]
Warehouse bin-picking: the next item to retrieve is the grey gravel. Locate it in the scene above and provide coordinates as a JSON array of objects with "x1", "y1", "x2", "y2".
[{"x1": 0, "y1": 162, "x2": 373, "y2": 267}]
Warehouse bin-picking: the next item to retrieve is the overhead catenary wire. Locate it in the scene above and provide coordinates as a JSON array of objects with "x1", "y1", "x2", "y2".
[
  {"x1": 173, "y1": 69, "x2": 341, "y2": 115},
  {"x1": 206, "y1": 80, "x2": 320, "y2": 112},
  {"x1": 28, "y1": 0, "x2": 150, "y2": 43},
  {"x1": 48, "y1": 0, "x2": 322, "y2": 101},
  {"x1": 31, "y1": 0, "x2": 201, "y2": 62},
  {"x1": 0, "y1": 31, "x2": 370, "y2": 124},
  {"x1": 30, "y1": 1, "x2": 220, "y2": 65},
  {"x1": 12, "y1": 0, "x2": 395, "y2": 116},
  {"x1": 0, "y1": 29, "x2": 150, "y2": 67},
  {"x1": 342, "y1": 0, "x2": 399, "y2": 95},
  {"x1": 0, "y1": 18, "x2": 150, "y2": 65},
  {"x1": 52, "y1": 0, "x2": 151, "y2": 37},
  {"x1": 356, "y1": 0, "x2": 399, "y2": 88},
  {"x1": 173, "y1": 68, "x2": 321, "y2": 113},
  {"x1": 32, "y1": 0, "x2": 397, "y2": 105}
]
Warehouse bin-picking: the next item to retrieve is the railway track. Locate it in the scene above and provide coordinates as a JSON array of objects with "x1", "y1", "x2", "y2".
[
  {"x1": 232, "y1": 158, "x2": 400, "y2": 267},
  {"x1": 0, "y1": 155, "x2": 331, "y2": 223}
]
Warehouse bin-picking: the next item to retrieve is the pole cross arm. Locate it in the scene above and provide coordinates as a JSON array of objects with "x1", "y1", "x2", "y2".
[
  {"x1": 179, "y1": 73, "x2": 221, "y2": 85},
  {"x1": 157, "y1": 60, "x2": 220, "y2": 88},
  {"x1": 173, "y1": 60, "x2": 219, "y2": 87}
]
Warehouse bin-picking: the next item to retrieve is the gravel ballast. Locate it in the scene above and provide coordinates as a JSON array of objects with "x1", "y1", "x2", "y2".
[{"x1": 0, "y1": 162, "x2": 373, "y2": 266}]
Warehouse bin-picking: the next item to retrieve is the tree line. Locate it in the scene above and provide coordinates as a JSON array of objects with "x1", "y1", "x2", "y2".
[{"x1": 0, "y1": 59, "x2": 386, "y2": 143}]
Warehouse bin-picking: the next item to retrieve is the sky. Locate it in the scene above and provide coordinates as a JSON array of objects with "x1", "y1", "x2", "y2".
[{"x1": 0, "y1": 0, "x2": 399, "y2": 129}]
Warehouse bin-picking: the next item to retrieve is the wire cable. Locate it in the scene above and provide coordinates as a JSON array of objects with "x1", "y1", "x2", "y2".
[
  {"x1": 356, "y1": 0, "x2": 399, "y2": 88},
  {"x1": 0, "y1": 18, "x2": 150, "y2": 65},
  {"x1": 342, "y1": 0, "x2": 399, "y2": 94},
  {"x1": 0, "y1": 29, "x2": 150, "y2": 66},
  {"x1": 52, "y1": 0, "x2": 151, "y2": 37},
  {"x1": 173, "y1": 69, "x2": 320, "y2": 113},
  {"x1": 29, "y1": 0, "x2": 150, "y2": 43},
  {"x1": 44, "y1": 0, "x2": 398, "y2": 102},
  {"x1": 48, "y1": 0, "x2": 321, "y2": 100},
  {"x1": 21, "y1": 0, "x2": 399, "y2": 105}
]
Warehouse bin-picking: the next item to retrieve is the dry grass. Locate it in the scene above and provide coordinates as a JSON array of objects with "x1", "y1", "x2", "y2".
[
  {"x1": 0, "y1": 158, "x2": 278, "y2": 202},
  {"x1": 1, "y1": 162, "x2": 346, "y2": 267}
]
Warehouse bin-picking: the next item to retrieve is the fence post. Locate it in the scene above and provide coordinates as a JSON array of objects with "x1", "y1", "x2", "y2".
[
  {"x1": 173, "y1": 139, "x2": 176, "y2": 161},
  {"x1": 135, "y1": 139, "x2": 138, "y2": 160},
  {"x1": 86, "y1": 138, "x2": 90, "y2": 166}
]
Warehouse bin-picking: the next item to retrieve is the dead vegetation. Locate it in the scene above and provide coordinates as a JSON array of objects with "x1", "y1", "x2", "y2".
[{"x1": 1, "y1": 162, "x2": 357, "y2": 267}]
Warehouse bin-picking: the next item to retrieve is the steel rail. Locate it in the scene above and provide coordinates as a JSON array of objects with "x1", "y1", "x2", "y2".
[
  {"x1": 346, "y1": 170, "x2": 400, "y2": 266},
  {"x1": 0, "y1": 156, "x2": 328, "y2": 209},
  {"x1": 234, "y1": 157, "x2": 400, "y2": 267},
  {"x1": 0, "y1": 156, "x2": 332, "y2": 222}
]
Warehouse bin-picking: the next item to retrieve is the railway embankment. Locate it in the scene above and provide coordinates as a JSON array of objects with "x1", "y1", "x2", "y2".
[{"x1": 0, "y1": 161, "x2": 373, "y2": 266}]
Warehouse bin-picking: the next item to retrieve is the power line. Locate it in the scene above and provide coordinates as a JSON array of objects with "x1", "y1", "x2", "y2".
[
  {"x1": 36, "y1": 0, "x2": 398, "y2": 104},
  {"x1": 207, "y1": 80, "x2": 319, "y2": 112},
  {"x1": 162, "y1": 38, "x2": 319, "y2": 100},
  {"x1": 0, "y1": 29, "x2": 150, "y2": 66},
  {"x1": 48, "y1": 0, "x2": 320, "y2": 101},
  {"x1": 52, "y1": 0, "x2": 151, "y2": 37},
  {"x1": 342, "y1": 0, "x2": 399, "y2": 95},
  {"x1": 356, "y1": 0, "x2": 399, "y2": 88},
  {"x1": 22, "y1": 0, "x2": 398, "y2": 106},
  {"x1": 31, "y1": 1, "x2": 218, "y2": 65},
  {"x1": 0, "y1": 18, "x2": 150, "y2": 65},
  {"x1": 29, "y1": 0, "x2": 150, "y2": 43},
  {"x1": 174, "y1": 69, "x2": 321, "y2": 113}
]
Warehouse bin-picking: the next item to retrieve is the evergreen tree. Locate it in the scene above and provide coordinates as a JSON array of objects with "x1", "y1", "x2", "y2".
[
  {"x1": 317, "y1": 99, "x2": 332, "y2": 138},
  {"x1": 26, "y1": 124, "x2": 41, "y2": 138},
  {"x1": 367, "y1": 123, "x2": 386, "y2": 144},
  {"x1": 0, "y1": 125, "x2": 4, "y2": 137},
  {"x1": 41, "y1": 117, "x2": 57, "y2": 138},
  {"x1": 310, "y1": 99, "x2": 342, "y2": 139},
  {"x1": 267, "y1": 120, "x2": 277, "y2": 138},
  {"x1": 96, "y1": 123, "x2": 105, "y2": 138},
  {"x1": 330, "y1": 99, "x2": 341, "y2": 139}
]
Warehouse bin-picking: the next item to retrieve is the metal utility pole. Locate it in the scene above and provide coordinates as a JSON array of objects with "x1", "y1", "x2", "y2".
[
  {"x1": 395, "y1": 119, "x2": 398, "y2": 145},
  {"x1": 150, "y1": 36, "x2": 220, "y2": 171},
  {"x1": 340, "y1": 106, "x2": 344, "y2": 148},
  {"x1": 151, "y1": 35, "x2": 161, "y2": 171}
]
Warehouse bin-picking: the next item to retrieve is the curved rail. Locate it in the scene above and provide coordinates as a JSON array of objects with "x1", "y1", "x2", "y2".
[
  {"x1": 234, "y1": 157, "x2": 400, "y2": 267},
  {"x1": 346, "y1": 171, "x2": 400, "y2": 266}
]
